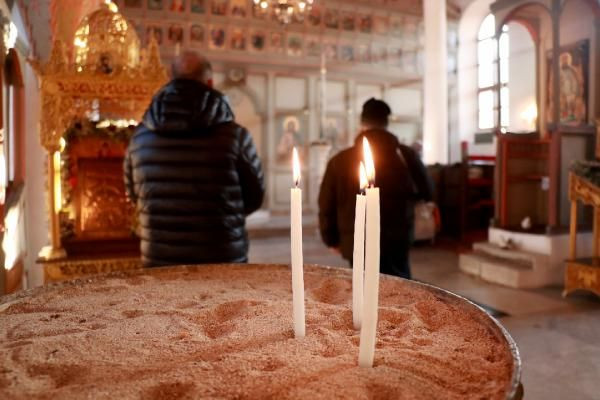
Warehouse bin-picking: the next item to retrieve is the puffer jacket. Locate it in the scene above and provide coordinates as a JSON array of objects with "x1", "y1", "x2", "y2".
[{"x1": 124, "y1": 79, "x2": 265, "y2": 267}]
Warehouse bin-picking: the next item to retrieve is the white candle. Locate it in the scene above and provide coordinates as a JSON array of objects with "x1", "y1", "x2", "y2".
[
  {"x1": 352, "y1": 162, "x2": 368, "y2": 330},
  {"x1": 359, "y1": 138, "x2": 380, "y2": 368},
  {"x1": 290, "y1": 147, "x2": 306, "y2": 338}
]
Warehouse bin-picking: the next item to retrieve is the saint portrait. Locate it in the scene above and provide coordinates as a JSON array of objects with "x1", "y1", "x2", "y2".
[
  {"x1": 146, "y1": 25, "x2": 163, "y2": 45},
  {"x1": 250, "y1": 31, "x2": 266, "y2": 52},
  {"x1": 231, "y1": 0, "x2": 247, "y2": 17},
  {"x1": 276, "y1": 116, "x2": 304, "y2": 165},
  {"x1": 147, "y1": 0, "x2": 163, "y2": 10},
  {"x1": 211, "y1": 0, "x2": 228, "y2": 16},
  {"x1": 168, "y1": 24, "x2": 184, "y2": 45},
  {"x1": 342, "y1": 13, "x2": 355, "y2": 31},
  {"x1": 357, "y1": 44, "x2": 371, "y2": 63},
  {"x1": 390, "y1": 18, "x2": 403, "y2": 38},
  {"x1": 340, "y1": 45, "x2": 354, "y2": 62},
  {"x1": 324, "y1": 10, "x2": 339, "y2": 29},
  {"x1": 324, "y1": 117, "x2": 348, "y2": 150},
  {"x1": 373, "y1": 16, "x2": 388, "y2": 35},
  {"x1": 287, "y1": 34, "x2": 303, "y2": 57},
  {"x1": 324, "y1": 42, "x2": 337, "y2": 61},
  {"x1": 231, "y1": 29, "x2": 246, "y2": 51},
  {"x1": 210, "y1": 26, "x2": 226, "y2": 49},
  {"x1": 306, "y1": 37, "x2": 321, "y2": 58},
  {"x1": 169, "y1": 0, "x2": 185, "y2": 12},
  {"x1": 358, "y1": 15, "x2": 372, "y2": 34},
  {"x1": 190, "y1": 25, "x2": 204, "y2": 44},
  {"x1": 271, "y1": 32, "x2": 284, "y2": 53},
  {"x1": 191, "y1": 0, "x2": 205, "y2": 13},
  {"x1": 308, "y1": 6, "x2": 321, "y2": 27},
  {"x1": 125, "y1": 0, "x2": 142, "y2": 8}
]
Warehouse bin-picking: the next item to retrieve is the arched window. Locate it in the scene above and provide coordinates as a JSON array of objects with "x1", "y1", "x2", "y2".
[{"x1": 477, "y1": 14, "x2": 509, "y2": 130}]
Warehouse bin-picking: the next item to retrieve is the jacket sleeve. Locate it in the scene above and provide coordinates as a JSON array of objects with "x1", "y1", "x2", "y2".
[
  {"x1": 407, "y1": 149, "x2": 433, "y2": 202},
  {"x1": 318, "y1": 158, "x2": 340, "y2": 247},
  {"x1": 123, "y1": 143, "x2": 137, "y2": 204},
  {"x1": 237, "y1": 129, "x2": 265, "y2": 215}
]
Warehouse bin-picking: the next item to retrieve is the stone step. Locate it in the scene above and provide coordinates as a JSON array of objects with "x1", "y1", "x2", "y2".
[
  {"x1": 473, "y1": 241, "x2": 549, "y2": 268},
  {"x1": 459, "y1": 251, "x2": 548, "y2": 289}
]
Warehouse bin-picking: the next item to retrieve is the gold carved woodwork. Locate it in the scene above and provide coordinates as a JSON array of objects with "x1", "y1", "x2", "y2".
[
  {"x1": 42, "y1": 257, "x2": 142, "y2": 283},
  {"x1": 569, "y1": 173, "x2": 600, "y2": 208},
  {"x1": 564, "y1": 260, "x2": 600, "y2": 298}
]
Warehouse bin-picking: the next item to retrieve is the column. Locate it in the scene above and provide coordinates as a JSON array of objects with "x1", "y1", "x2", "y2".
[{"x1": 423, "y1": 0, "x2": 448, "y2": 165}]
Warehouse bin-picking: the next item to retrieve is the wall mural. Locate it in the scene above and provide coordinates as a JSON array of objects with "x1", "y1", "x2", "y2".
[{"x1": 114, "y1": 0, "x2": 447, "y2": 75}]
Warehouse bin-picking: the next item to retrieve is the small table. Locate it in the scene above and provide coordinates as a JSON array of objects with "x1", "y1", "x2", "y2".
[{"x1": 564, "y1": 173, "x2": 600, "y2": 297}]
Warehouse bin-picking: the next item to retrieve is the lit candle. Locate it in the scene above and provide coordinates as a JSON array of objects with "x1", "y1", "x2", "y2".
[
  {"x1": 359, "y1": 137, "x2": 380, "y2": 368},
  {"x1": 290, "y1": 147, "x2": 306, "y2": 338},
  {"x1": 352, "y1": 162, "x2": 368, "y2": 330}
]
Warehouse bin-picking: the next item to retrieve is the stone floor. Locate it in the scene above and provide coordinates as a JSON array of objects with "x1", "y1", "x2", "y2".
[{"x1": 248, "y1": 230, "x2": 600, "y2": 400}]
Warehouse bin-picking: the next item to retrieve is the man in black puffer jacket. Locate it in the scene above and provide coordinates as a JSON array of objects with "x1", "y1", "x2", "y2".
[
  {"x1": 124, "y1": 52, "x2": 265, "y2": 267},
  {"x1": 318, "y1": 99, "x2": 432, "y2": 279}
]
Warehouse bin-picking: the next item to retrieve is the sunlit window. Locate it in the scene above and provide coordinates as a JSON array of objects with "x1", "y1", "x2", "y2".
[{"x1": 477, "y1": 14, "x2": 509, "y2": 130}]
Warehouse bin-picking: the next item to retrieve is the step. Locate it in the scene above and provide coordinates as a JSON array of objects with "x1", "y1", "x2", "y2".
[
  {"x1": 473, "y1": 241, "x2": 549, "y2": 268},
  {"x1": 459, "y1": 251, "x2": 548, "y2": 289}
]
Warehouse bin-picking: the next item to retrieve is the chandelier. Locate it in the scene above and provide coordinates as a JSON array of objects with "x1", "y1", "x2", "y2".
[{"x1": 252, "y1": 0, "x2": 315, "y2": 25}]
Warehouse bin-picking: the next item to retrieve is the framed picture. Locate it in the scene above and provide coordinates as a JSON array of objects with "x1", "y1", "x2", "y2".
[
  {"x1": 340, "y1": 44, "x2": 354, "y2": 62},
  {"x1": 323, "y1": 116, "x2": 348, "y2": 150},
  {"x1": 146, "y1": 25, "x2": 163, "y2": 45},
  {"x1": 190, "y1": 24, "x2": 204, "y2": 45},
  {"x1": 230, "y1": 29, "x2": 246, "y2": 51},
  {"x1": 390, "y1": 18, "x2": 402, "y2": 38},
  {"x1": 191, "y1": 0, "x2": 205, "y2": 13},
  {"x1": 308, "y1": 6, "x2": 322, "y2": 27},
  {"x1": 168, "y1": 24, "x2": 184, "y2": 45},
  {"x1": 324, "y1": 10, "x2": 339, "y2": 30},
  {"x1": 270, "y1": 32, "x2": 285, "y2": 53},
  {"x1": 276, "y1": 114, "x2": 307, "y2": 166},
  {"x1": 125, "y1": 0, "x2": 142, "y2": 8},
  {"x1": 211, "y1": 0, "x2": 228, "y2": 16},
  {"x1": 209, "y1": 26, "x2": 226, "y2": 49},
  {"x1": 287, "y1": 34, "x2": 303, "y2": 57},
  {"x1": 372, "y1": 45, "x2": 387, "y2": 64},
  {"x1": 230, "y1": 0, "x2": 247, "y2": 17},
  {"x1": 358, "y1": 15, "x2": 372, "y2": 34},
  {"x1": 306, "y1": 36, "x2": 321, "y2": 58},
  {"x1": 250, "y1": 30, "x2": 266, "y2": 52},
  {"x1": 389, "y1": 47, "x2": 402, "y2": 68},
  {"x1": 546, "y1": 40, "x2": 589, "y2": 126},
  {"x1": 169, "y1": 0, "x2": 185, "y2": 12},
  {"x1": 342, "y1": 13, "x2": 355, "y2": 32},
  {"x1": 147, "y1": 0, "x2": 163, "y2": 10},
  {"x1": 357, "y1": 44, "x2": 371, "y2": 63},
  {"x1": 373, "y1": 16, "x2": 388, "y2": 35},
  {"x1": 324, "y1": 41, "x2": 337, "y2": 61}
]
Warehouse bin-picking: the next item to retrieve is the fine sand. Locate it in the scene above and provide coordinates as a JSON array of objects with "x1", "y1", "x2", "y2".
[{"x1": 0, "y1": 264, "x2": 514, "y2": 399}]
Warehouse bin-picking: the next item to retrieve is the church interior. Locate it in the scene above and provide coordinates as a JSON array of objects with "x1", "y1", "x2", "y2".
[{"x1": 0, "y1": 0, "x2": 599, "y2": 398}]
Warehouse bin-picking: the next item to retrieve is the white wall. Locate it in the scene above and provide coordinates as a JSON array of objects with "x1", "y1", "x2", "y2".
[{"x1": 458, "y1": 0, "x2": 496, "y2": 156}]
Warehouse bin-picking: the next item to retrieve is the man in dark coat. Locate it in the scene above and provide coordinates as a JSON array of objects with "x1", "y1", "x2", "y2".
[
  {"x1": 318, "y1": 99, "x2": 432, "y2": 279},
  {"x1": 124, "y1": 52, "x2": 264, "y2": 267}
]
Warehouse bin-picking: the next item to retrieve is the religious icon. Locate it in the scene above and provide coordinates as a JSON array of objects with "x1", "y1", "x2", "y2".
[
  {"x1": 231, "y1": 29, "x2": 246, "y2": 51},
  {"x1": 146, "y1": 25, "x2": 163, "y2": 45},
  {"x1": 98, "y1": 52, "x2": 114, "y2": 74},
  {"x1": 170, "y1": 0, "x2": 185, "y2": 12},
  {"x1": 230, "y1": 0, "x2": 247, "y2": 17},
  {"x1": 250, "y1": 31, "x2": 266, "y2": 52},
  {"x1": 372, "y1": 45, "x2": 387, "y2": 64},
  {"x1": 125, "y1": 0, "x2": 142, "y2": 7},
  {"x1": 271, "y1": 32, "x2": 284, "y2": 53},
  {"x1": 324, "y1": 42, "x2": 337, "y2": 61},
  {"x1": 308, "y1": 6, "x2": 321, "y2": 26},
  {"x1": 373, "y1": 16, "x2": 388, "y2": 35},
  {"x1": 342, "y1": 13, "x2": 355, "y2": 31},
  {"x1": 211, "y1": 0, "x2": 228, "y2": 16},
  {"x1": 324, "y1": 116, "x2": 347, "y2": 150},
  {"x1": 390, "y1": 18, "x2": 402, "y2": 38},
  {"x1": 358, "y1": 44, "x2": 371, "y2": 63},
  {"x1": 340, "y1": 45, "x2": 354, "y2": 62},
  {"x1": 168, "y1": 24, "x2": 184, "y2": 45},
  {"x1": 210, "y1": 26, "x2": 226, "y2": 49},
  {"x1": 306, "y1": 37, "x2": 321, "y2": 58},
  {"x1": 324, "y1": 10, "x2": 339, "y2": 29},
  {"x1": 190, "y1": 25, "x2": 204, "y2": 44},
  {"x1": 547, "y1": 41, "x2": 589, "y2": 125},
  {"x1": 276, "y1": 116, "x2": 303, "y2": 165},
  {"x1": 287, "y1": 34, "x2": 303, "y2": 57},
  {"x1": 147, "y1": 0, "x2": 163, "y2": 10},
  {"x1": 389, "y1": 47, "x2": 403, "y2": 68},
  {"x1": 191, "y1": 0, "x2": 205, "y2": 13},
  {"x1": 358, "y1": 15, "x2": 372, "y2": 34}
]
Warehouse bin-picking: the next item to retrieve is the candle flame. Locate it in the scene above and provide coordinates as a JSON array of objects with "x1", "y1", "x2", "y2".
[
  {"x1": 359, "y1": 162, "x2": 368, "y2": 191},
  {"x1": 363, "y1": 137, "x2": 375, "y2": 186},
  {"x1": 292, "y1": 147, "x2": 301, "y2": 187}
]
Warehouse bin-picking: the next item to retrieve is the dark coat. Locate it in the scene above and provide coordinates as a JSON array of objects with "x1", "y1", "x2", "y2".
[
  {"x1": 124, "y1": 79, "x2": 265, "y2": 267},
  {"x1": 318, "y1": 129, "x2": 432, "y2": 262}
]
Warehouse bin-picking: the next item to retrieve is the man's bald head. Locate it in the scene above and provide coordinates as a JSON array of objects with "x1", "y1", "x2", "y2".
[{"x1": 171, "y1": 51, "x2": 213, "y2": 86}]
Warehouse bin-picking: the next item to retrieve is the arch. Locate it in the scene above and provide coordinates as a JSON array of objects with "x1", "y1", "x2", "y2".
[
  {"x1": 561, "y1": 0, "x2": 600, "y2": 18},
  {"x1": 496, "y1": 2, "x2": 553, "y2": 41}
]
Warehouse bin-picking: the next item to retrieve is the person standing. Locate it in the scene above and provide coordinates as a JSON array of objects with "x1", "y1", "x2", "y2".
[
  {"x1": 318, "y1": 98, "x2": 432, "y2": 279},
  {"x1": 124, "y1": 52, "x2": 264, "y2": 267}
]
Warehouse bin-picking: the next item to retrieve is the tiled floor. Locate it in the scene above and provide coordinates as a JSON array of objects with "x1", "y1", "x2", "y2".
[{"x1": 248, "y1": 231, "x2": 600, "y2": 400}]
